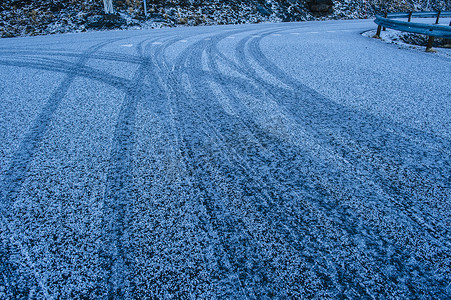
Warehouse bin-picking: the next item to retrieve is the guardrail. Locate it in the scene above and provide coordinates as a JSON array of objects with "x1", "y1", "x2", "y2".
[{"x1": 373, "y1": 11, "x2": 451, "y2": 52}]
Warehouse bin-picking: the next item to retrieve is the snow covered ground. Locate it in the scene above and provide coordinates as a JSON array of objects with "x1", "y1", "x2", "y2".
[{"x1": 0, "y1": 19, "x2": 450, "y2": 298}]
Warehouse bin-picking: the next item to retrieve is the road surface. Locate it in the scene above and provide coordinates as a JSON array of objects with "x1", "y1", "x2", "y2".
[{"x1": 0, "y1": 19, "x2": 450, "y2": 298}]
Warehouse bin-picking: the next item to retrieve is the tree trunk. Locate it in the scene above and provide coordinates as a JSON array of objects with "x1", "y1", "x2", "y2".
[{"x1": 103, "y1": 0, "x2": 114, "y2": 14}]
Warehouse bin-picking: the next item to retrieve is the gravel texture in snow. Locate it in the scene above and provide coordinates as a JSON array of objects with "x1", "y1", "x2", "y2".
[{"x1": 0, "y1": 20, "x2": 450, "y2": 298}]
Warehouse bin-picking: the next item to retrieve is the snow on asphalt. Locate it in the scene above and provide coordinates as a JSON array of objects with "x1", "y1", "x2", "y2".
[{"x1": 0, "y1": 20, "x2": 450, "y2": 298}]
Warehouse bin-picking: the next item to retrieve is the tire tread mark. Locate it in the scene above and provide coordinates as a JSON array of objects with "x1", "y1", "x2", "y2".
[{"x1": 0, "y1": 39, "x2": 119, "y2": 298}]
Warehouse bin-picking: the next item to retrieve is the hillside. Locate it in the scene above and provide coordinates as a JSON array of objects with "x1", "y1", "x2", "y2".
[{"x1": 1, "y1": 1, "x2": 450, "y2": 38}]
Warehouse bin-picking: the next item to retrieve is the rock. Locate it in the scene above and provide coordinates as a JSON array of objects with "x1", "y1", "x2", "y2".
[
  {"x1": 86, "y1": 14, "x2": 125, "y2": 29},
  {"x1": 149, "y1": 13, "x2": 163, "y2": 19},
  {"x1": 306, "y1": 0, "x2": 333, "y2": 14},
  {"x1": 166, "y1": 8, "x2": 176, "y2": 16},
  {"x1": 256, "y1": 5, "x2": 271, "y2": 16},
  {"x1": 49, "y1": 2, "x2": 65, "y2": 12},
  {"x1": 148, "y1": 13, "x2": 166, "y2": 22},
  {"x1": 1, "y1": 29, "x2": 15, "y2": 38}
]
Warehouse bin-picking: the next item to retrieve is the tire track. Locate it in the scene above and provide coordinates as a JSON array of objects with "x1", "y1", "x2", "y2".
[
  {"x1": 1, "y1": 22, "x2": 449, "y2": 299},
  {"x1": 167, "y1": 28, "x2": 449, "y2": 297},
  {"x1": 150, "y1": 31, "x2": 256, "y2": 298},
  {"x1": 171, "y1": 29, "x2": 403, "y2": 297},
  {"x1": 238, "y1": 29, "x2": 446, "y2": 294},
  {"x1": 0, "y1": 34, "x2": 164, "y2": 298},
  {"x1": 240, "y1": 31, "x2": 451, "y2": 247},
  {"x1": 154, "y1": 30, "x2": 346, "y2": 298},
  {"x1": 101, "y1": 32, "x2": 218, "y2": 298},
  {"x1": 0, "y1": 38, "x2": 127, "y2": 298},
  {"x1": 0, "y1": 57, "x2": 139, "y2": 95},
  {"x1": 202, "y1": 28, "x2": 450, "y2": 245},
  {"x1": 100, "y1": 35, "x2": 172, "y2": 298},
  {"x1": 121, "y1": 32, "x2": 256, "y2": 298},
  {"x1": 235, "y1": 30, "x2": 450, "y2": 295},
  {"x1": 0, "y1": 49, "x2": 144, "y2": 65},
  {"x1": 176, "y1": 33, "x2": 377, "y2": 298}
]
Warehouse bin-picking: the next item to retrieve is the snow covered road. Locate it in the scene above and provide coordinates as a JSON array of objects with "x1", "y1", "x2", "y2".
[{"x1": 0, "y1": 20, "x2": 450, "y2": 298}]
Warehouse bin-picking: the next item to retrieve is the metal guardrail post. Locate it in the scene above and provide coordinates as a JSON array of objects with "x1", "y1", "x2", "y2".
[{"x1": 435, "y1": 11, "x2": 441, "y2": 24}]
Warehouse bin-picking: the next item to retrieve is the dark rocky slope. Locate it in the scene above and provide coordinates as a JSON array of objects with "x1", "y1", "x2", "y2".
[{"x1": 1, "y1": 1, "x2": 450, "y2": 38}]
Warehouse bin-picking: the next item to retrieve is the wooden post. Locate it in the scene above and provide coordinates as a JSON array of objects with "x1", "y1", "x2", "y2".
[
  {"x1": 103, "y1": 0, "x2": 113, "y2": 14},
  {"x1": 447, "y1": 18, "x2": 451, "y2": 47},
  {"x1": 373, "y1": 25, "x2": 382, "y2": 38},
  {"x1": 383, "y1": 12, "x2": 387, "y2": 31},
  {"x1": 426, "y1": 36, "x2": 435, "y2": 52},
  {"x1": 435, "y1": 11, "x2": 441, "y2": 24},
  {"x1": 408, "y1": 12, "x2": 412, "y2": 22}
]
